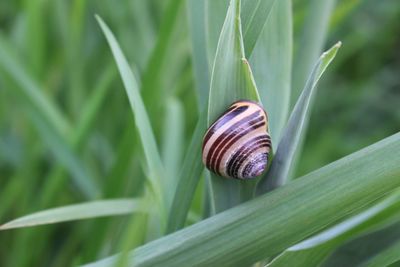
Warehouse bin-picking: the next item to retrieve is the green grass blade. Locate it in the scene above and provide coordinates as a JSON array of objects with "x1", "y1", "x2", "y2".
[
  {"x1": 205, "y1": 0, "x2": 229, "y2": 69},
  {"x1": 0, "y1": 32, "x2": 99, "y2": 198},
  {"x1": 241, "y1": 0, "x2": 277, "y2": 56},
  {"x1": 187, "y1": 0, "x2": 210, "y2": 108},
  {"x1": 140, "y1": 0, "x2": 184, "y2": 118},
  {"x1": 363, "y1": 239, "x2": 400, "y2": 267},
  {"x1": 0, "y1": 179, "x2": 23, "y2": 220},
  {"x1": 0, "y1": 33, "x2": 69, "y2": 136},
  {"x1": 166, "y1": 110, "x2": 207, "y2": 234},
  {"x1": 38, "y1": 65, "x2": 116, "y2": 205},
  {"x1": 30, "y1": 111, "x2": 99, "y2": 199},
  {"x1": 24, "y1": 0, "x2": 46, "y2": 77},
  {"x1": 82, "y1": 132, "x2": 400, "y2": 267},
  {"x1": 267, "y1": 189, "x2": 400, "y2": 267},
  {"x1": 257, "y1": 42, "x2": 341, "y2": 194},
  {"x1": 161, "y1": 97, "x2": 184, "y2": 200},
  {"x1": 249, "y1": 0, "x2": 292, "y2": 147},
  {"x1": 114, "y1": 188, "x2": 156, "y2": 267},
  {"x1": 0, "y1": 199, "x2": 147, "y2": 230},
  {"x1": 330, "y1": 0, "x2": 361, "y2": 30},
  {"x1": 102, "y1": 123, "x2": 137, "y2": 198},
  {"x1": 96, "y1": 16, "x2": 165, "y2": 208},
  {"x1": 324, "y1": 222, "x2": 400, "y2": 266},
  {"x1": 291, "y1": 0, "x2": 336, "y2": 104},
  {"x1": 205, "y1": 0, "x2": 277, "y2": 65},
  {"x1": 73, "y1": 65, "x2": 116, "y2": 147},
  {"x1": 207, "y1": 0, "x2": 261, "y2": 213}
]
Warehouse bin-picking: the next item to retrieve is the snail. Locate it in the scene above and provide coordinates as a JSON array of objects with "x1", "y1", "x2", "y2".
[{"x1": 202, "y1": 100, "x2": 271, "y2": 179}]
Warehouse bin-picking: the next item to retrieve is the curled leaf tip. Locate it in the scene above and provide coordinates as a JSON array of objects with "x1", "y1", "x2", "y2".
[{"x1": 321, "y1": 41, "x2": 342, "y2": 58}]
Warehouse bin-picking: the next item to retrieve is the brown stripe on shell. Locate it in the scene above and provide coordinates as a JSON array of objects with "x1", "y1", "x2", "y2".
[
  {"x1": 205, "y1": 110, "x2": 261, "y2": 172},
  {"x1": 202, "y1": 104, "x2": 248, "y2": 150},
  {"x1": 212, "y1": 120, "x2": 265, "y2": 175},
  {"x1": 227, "y1": 135, "x2": 271, "y2": 178},
  {"x1": 202, "y1": 100, "x2": 271, "y2": 179}
]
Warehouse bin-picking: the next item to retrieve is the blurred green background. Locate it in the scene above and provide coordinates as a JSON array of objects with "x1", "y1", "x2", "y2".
[{"x1": 0, "y1": 0, "x2": 399, "y2": 266}]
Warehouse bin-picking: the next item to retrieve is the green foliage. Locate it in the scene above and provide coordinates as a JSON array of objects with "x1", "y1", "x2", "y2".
[
  {"x1": 207, "y1": 0, "x2": 260, "y2": 213},
  {"x1": 0, "y1": 199, "x2": 147, "y2": 230},
  {"x1": 267, "y1": 189, "x2": 400, "y2": 266},
  {"x1": 249, "y1": 0, "x2": 292, "y2": 145},
  {"x1": 257, "y1": 42, "x2": 341, "y2": 193},
  {"x1": 0, "y1": 0, "x2": 399, "y2": 266},
  {"x1": 83, "y1": 132, "x2": 400, "y2": 267}
]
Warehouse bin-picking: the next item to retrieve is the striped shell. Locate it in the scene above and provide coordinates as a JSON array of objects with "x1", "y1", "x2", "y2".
[{"x1": 202, "y1": 100, "x2": 271, "y2": 179}]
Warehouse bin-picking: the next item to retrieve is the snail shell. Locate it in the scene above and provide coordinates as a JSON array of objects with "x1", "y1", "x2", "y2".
[{"x1": 202, "y1": 100, "x2": 271, "y2": 179}]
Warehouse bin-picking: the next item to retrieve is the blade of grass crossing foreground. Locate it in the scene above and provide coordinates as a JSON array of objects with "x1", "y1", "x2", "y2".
[
  {"x1": 96, "y1": 16, "x2": 166, "y2": 213},
  {"x1": 0, "y1": 199, "x2": 147, "y2": 230},
  {"x1": 114, "y1": 189, "x2": 158, "y2": 267},
  {"x1": 249, "y1": 0, "x2": 292, "y2": 147},
  {"x1": 257, "y1": 42, "x2": 341, "y2": 194},
  {"x1": 207, "y1": 0, "x2": 261, "y2": 213},
  {"x1": 82, "y1": 132, "x2": 400, "y2": 267}
]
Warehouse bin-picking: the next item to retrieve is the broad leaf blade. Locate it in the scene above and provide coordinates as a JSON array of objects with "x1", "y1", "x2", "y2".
[
  {"x1": 82, "y1": 132, "x2": 400, "y2": 267},
  {"x1": 205, "y1": 0, "x2": 229, "y2": 69},
  {"x1": 250, "y1": 0, "x2": 292, "y2": 147},
  {"x1": 0, "y1": 199, "x2": 147, "y2": 230},
  {"x1": 257, "y1": 42, "x2": 341, "y2": 194},
  {"x1": 241, "y1": 0, "x2": 278, "y2": 56},
  {"x1": 205, "y1": 0, "x2": 278, "y2": 66},
  {"x1": 207, "y1": 0, "x2": 261, "y2": 213},
  {"x1": 208, "y1": 0, "x2": 259, "y2": 121}
]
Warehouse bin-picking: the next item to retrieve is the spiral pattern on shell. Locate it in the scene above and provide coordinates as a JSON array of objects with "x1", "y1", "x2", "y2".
[{"x1": 202, "y1": 100, "x2": 271, "y2": 179}]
